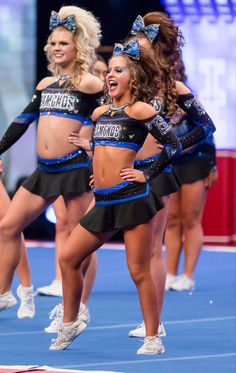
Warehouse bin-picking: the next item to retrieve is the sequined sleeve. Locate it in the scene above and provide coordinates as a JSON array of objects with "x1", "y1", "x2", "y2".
[
  {"x1": 0, "y1": 90, "x2": 41, "y2": 156},
  {"x1": 177, "y1": 93, "x2": 216, "y2": 140},
  {"x1": 141, "y1": 115, "x2": 182, "y2": 181}
]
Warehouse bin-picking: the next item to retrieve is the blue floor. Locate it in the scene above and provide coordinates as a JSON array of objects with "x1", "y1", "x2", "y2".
[{"x1": 0, "y1": 245, "x2": 236, "y2": 373}]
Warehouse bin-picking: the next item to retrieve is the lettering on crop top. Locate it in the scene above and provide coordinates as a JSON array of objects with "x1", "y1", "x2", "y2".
[
  {"x1": 40, "y1": 89, "x2": 80, "y2": 114},
  {"x1": 94, "y1": 122, "x2": 122, "y2": 139}
]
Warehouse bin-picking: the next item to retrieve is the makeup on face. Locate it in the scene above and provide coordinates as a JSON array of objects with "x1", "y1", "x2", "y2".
[{"x1": 49, "y1": 29, "x2": 76, "y2": 66}]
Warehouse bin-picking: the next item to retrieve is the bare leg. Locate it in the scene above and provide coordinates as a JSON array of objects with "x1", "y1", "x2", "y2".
[
  {"x1": 16, "y1": 237, "x2": 32, "y2": 287},
  {"x1": 0, "y1": 186, "x2": 54, "y2": 293},
  {"x1": 60, "y1": 224, "x2": 113, "y2": 322},
  {"x1": 150, "y1": 196, "x2": 169, "y2": 315},
  {"x1": 180, "y1": 181, "x2": 207, "y2": 278},
  {"x1": 81, "y1": 252, "x2": 98, "y2": 306},
  {"x1": 0, "y1": 181, "x2": 32, "y2": 288},
  {"x1": 165, "y1": 191, "x2": 183, "y2": 275},
  {"x1": 64, "y1": 192, "x2": 97, "y2": 305},
  {"x1": 124, "y1": 222, "x2": 158, "y2": 336},
  {"x1": 53, "y1": 197, "x2": 69, "y2": 281}
]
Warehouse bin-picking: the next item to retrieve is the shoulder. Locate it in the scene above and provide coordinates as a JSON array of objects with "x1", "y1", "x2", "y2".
[
  {"x1": 79, "y1": 73, "x2": 104, "y2": 94},
  {"x1": 175, "y1": 81, "x2": 191, "y2": 95},
  {"x1": 128, "y1": 101, "x2": 157, "y2": 120},
  {"x1": 36, "y1": 77, "x2": 55, "y2": 91},
  {"x1": 92, "y1": 104, "x2": 109, "y2": 121}
]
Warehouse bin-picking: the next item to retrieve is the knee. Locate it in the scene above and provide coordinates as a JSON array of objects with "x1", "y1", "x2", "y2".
[
  {"x1": 128, "y1": 263, "x2": 149, "y2": 285},
  {"x1": 167, "y1": 213, "x2": 181, "y2": 229},
  {"x1": 182, "y1": 211, "x2": 201, "y2": 230},
  {"x1": 0, "y1": 219, "x2": 19, "y2": 239},
  {"x1": 59, "y1": 248, "x2": 82, "y2": 273},
  {"x1": 55, "y1": 216, "x2": 69, "y2": 235}
]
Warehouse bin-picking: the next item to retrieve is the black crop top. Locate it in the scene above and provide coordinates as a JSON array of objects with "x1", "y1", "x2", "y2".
[
  {"x1": 93, "y1": 107, "x2": 182, "y2": 180},
  {"x1": 39, "y1": 80, "x2": 102, "y2": 121},
  {"x1": 0, "y1": 80, "x2": 103, "y2": 156},
  {"x1": 92, "y1": 97, "x2": 216, "y2": 181}
]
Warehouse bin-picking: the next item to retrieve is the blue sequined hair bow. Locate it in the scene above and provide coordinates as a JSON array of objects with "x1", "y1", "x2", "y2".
[
  {"x1": 113, "y1": 40, "x2": 140, "y2": 60},
  {"x1": 49, "y1": 11, "x2": 76, "y2": 33},
  {"x1": 131, "y1": 15, "x2": 159, "y2": 43}
]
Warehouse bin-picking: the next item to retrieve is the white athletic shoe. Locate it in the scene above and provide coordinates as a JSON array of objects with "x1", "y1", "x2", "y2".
[
  {"x1": 0, "y1": 291, "x2": 17, "y2": 311},
  {"x1": 44, "y1": 304, "x2": 64, "y2": 333},
  {"x1": 170, "y1": 274, "x2": 195, "y2": 291},
  {"x1": 44, "y1": 303, "x2": 89, "y2": 333},
  {"x1": 165, "y1": 274, "x2": 178, "y2": 291},
  {"x1": 158, "y1": 322, "x2": 167, "y2": 337},
  {"x1": 49, "y1": 319, "x2": 87, "y2": 350},
  {"x1": 79, "y1": 304, "x2": 91, "y2": 324},
  {"x1": 129, "y1": 321, "x2": 166, "y2": 338},
  {"x1": 37, "y1": 279, "x2": 62, "y2": 297},
  {"x1": 137, "y1": 335, "x2": 165, "y2": 355},
  {"x1": 17, "y1": 285, "x2": 35, "y2": 319}
]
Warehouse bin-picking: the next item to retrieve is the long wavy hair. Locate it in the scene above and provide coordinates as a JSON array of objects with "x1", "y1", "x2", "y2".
[
  {"x1": 106, "y1": 45, "x2": 162, "y2": 104},
  {"x1": 143, "y1": 12, "x2": 184, "y2": 115},
  {"x1": 44, "y1": 6, "x2": 102, "y2": 86},
  {"x1": 127, "y1": 12, "x2": 184, "y2": 116}
]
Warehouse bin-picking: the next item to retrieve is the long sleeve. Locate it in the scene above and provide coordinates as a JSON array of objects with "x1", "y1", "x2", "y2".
[
  {"x1": 141, "y1": 115, "x2": 182, "y2": 181},
  {"x1": 0, "y1": 90, "x2": 41, "y2": 156},
  {"x1": 176, "y1": 93, "x2": 216, "y2": 150}
]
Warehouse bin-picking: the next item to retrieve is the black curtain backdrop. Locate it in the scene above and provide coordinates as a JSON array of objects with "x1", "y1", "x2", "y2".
[{"x1": 36, "y1": 0, "x2": 164, "y2": 81}]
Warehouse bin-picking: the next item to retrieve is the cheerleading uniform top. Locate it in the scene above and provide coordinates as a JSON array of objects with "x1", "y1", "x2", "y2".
[{"x1": 0, "y1": 79, "x2": 103, "y2": 156}]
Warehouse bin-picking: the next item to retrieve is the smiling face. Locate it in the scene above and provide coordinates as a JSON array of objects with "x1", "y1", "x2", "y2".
[
  {"x1": 106, "y1": 55, "x2": 132, "y2": 102},
  {"x1": 49, "y1": 28, "x2": 77, "y2": 70}
]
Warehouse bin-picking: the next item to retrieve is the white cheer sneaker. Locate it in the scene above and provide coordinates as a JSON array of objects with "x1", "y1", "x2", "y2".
[
  {"x1": 37, "y1": 279, "x2": 62, "y2": 297},
  {"x1": 137, "y1": 335, "x2": 165, "y2": 355},
  {"x1": 17, "y1": 285, "x2": 35, "y2": 319},
  {"x1": 170, "y1": 274, "x2": 195, "y2": 291},
  {"x1": 0, "y1": 290, "x2": 17, "y2": 311},
  {"x1": 49, "y1": 319, "x2": 87, "y2": 350},
  {"x1": 165, "y1": 274, "x2": 178, "y2": 291},
  {"x1": 129, "y1": 321, "x2": 166, "y2": 338},
  {"x1": 44, "y1": 302, "x2": 90, "y2": 333}
]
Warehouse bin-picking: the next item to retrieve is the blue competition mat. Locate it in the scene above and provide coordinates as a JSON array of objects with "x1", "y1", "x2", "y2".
[{"x1": 0, "y1": 244, "x2": 235, "y2": 373}]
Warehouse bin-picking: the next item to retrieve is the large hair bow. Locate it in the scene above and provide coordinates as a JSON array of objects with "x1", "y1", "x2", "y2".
[
  {"x1": 113, "y1": 40, "x2": 140, "y2": 60},
  {"x1": 49, "y1": 11, "x2": 76, "y2": 33},
  {"x1": 131, "y1": 15, "x2": 159, "y2": 43}
]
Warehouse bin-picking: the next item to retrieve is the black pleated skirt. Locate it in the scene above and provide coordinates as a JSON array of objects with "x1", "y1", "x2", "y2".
[
  {"x1": 22, "y1": 148, "x2": 92, "y2": 198},
  {"x1": 80, "y1": 180, "x2": 164, "y2": 232}
]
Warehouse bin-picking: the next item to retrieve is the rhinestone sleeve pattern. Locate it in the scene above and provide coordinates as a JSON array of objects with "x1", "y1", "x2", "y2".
[
  {"x1": 171, "y1": 114, "x2": 217, "y2": 166},
  {"x1": 177, "y1": 93, "x2": 216, "y2": 139},
  {"x1": 141, "y1": 114, "x2": 182, "y2": 181},
  {"x1": 0, "y1": 90, "x2": 41, "y2": 156}
]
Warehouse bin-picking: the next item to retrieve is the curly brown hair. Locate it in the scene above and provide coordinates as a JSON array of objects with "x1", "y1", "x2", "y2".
[
  {"x1": 127, "y1": 12, "x2": 184, "y2": 116},
  {"x1": 143, "y1": 12, "x2": 184, "y2": 115},
  {"x1": 106, "y1": 45, "x2": 162, "y2": 104}
]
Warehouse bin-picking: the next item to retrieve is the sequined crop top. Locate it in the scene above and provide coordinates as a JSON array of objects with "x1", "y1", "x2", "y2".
[
  {"x1": 93, "y1": 107, "x2": 183, "y2": 181},
  {"x1": 91, "y1": 95, "x2": 216, "y2": 181},
  {"x1": 93, "y1": 105, "x2": 179, "y2": 152},
  {"x1": 0, "y1": 80, "x2": 103, "y2": 156},
  {"x1": 93, "y1": 108, "x2": 155, "y2": 152},
  {"x1": 39, "y1": 80, "x2": 102, "y2": 121}
]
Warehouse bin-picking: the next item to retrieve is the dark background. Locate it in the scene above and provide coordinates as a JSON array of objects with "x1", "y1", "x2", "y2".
[{"x1": 36, "y1": 0, "x2": 164, "y2": 81}]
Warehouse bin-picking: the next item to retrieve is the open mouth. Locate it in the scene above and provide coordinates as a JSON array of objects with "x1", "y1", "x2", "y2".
[{"x1": 108, "y1": 79, "x2": 118, "y2": 92}]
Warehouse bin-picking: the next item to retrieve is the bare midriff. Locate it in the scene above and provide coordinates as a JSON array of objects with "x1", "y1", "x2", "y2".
[
  {"x1": 36, "y1": 115, "x2": 83, "y2": 158},
  {"x1": 93, "y1": 146, "x2": 135, "y2": 188}
]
